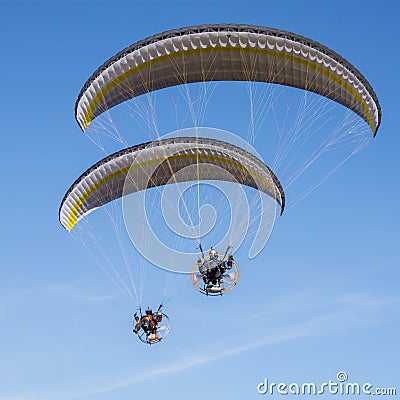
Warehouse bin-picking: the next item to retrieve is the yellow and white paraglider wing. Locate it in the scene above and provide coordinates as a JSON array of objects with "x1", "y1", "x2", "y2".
[
  {"x1": 59, "y1": 137, "x2": 285, "y2": 232},
  {"x1": 75, "y1": 24, "x2": 381, "y2": 134}
]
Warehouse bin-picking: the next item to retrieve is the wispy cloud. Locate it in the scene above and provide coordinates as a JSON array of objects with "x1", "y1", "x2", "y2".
[
  {"x1": 0, "y1": 282, "x2": 121, "y2": 321},
  {"x1": 4, "y1": 320, "x2": 314, "y2": 400},
  {"x1": 71, "y1": 292, "x2": 400, "y2": 397},
  {"x1": 5, "y1": 291, "x2": 399, "y2": 400},
  {"x1": 0, "y1": 289, "x2": 36, "y2": 320},
  {"x1": 45, "y1": 283, "x2": 121, "y2": 304}
]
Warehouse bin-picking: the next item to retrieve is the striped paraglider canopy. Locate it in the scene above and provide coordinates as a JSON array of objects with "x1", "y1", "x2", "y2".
[
  {"x1": 75, "y1": 24, "x2": 381, "y2": 135},
  {"x1": 59, "y1": 137, "x2": 285, "y2": 232}
]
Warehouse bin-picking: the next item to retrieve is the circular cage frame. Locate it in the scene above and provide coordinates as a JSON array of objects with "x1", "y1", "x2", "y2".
[
  {"x1": 190, "y1": 255, "x2": 240, "y2": 296},
  {"x1": 136, "y1": 312, "x2": 170, "y2": 345}
]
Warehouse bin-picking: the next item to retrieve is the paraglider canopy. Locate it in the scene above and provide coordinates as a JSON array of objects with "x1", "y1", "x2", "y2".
[
  {"x1": 75, "y1": 24, "x2": 381, "y2": 135},
  {"x1": 59, "y1": 136, "x2": 285, "y2": 232}
]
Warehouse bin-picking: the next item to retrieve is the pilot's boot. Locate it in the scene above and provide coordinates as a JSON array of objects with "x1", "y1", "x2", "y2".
[
  {"x1": 148, "y1": 333, "x2": 158, "y2": 341},
  {"x1": 208, "y1": 285, "x2": 221, "y2": 293}
]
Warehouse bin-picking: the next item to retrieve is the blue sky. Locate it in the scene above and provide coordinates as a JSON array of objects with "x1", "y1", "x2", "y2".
[{"x1": 1, "y1": 1, "x2": 399, "y2": 399}]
